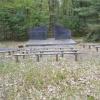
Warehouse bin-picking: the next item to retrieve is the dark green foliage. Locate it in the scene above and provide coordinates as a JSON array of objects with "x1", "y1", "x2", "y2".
[
  {"x1": 0, "y1": 0, "x2": 100, "y2": 41},
  {"x1": 0, "y1": 8, "x2": 28, "y2": 40},
  {"x1": 0, "y1": 0, "x2": 49, "y2": 41},
  {"x1": 73, "y1": 0, "x2": 100, "y2": 41},
  {"x1": 85, "y1": 24, "x2": 100, "y2": 42},
  {"x1": 85, "y1": 0, "x2": 100, "y2": 42}
]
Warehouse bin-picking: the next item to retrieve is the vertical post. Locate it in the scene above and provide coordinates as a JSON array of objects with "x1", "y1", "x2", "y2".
[
  {"x1": 22, "y1": 52, "x2": 25, "y2": 59},
  {"x1": 89, "y1": 45, "x2": 91, "y2": 49},
  {"x1": 36, "y1": 54, "x2": 40, "y2": 62},
  {"x1": 8, "y1": 51, "x2": 11, "y2": 55},
  {"x1": 56, "y1": 54, "x2": 58, "y2": 61},
  {"x1": 74, "y1": 53, "x2": 78, "y2": 61},
  {"x1": 12, "y1": 51, "x2": 15, "y2": 55},
  {"x1": 48, "y1": 0, "x2": 57, "y2": 38},
  {"x1": 60, "y1": 48, "x2": 62, "y2": 50},
  {"x1": 40, "y1": 51, "x2": 43, "y2": 58},
  {"x1": 96, "y1": 47, "x2": 98, "y2": 52}
]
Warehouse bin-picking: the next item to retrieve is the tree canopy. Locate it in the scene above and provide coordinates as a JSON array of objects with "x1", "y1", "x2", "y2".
[{"x1": 0, "y1": 0, "x2": 100, "y2": 41}]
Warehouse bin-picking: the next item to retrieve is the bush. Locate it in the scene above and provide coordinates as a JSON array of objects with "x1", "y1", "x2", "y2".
[{"x1": 85, "y1": 24, "x2": 100, "y2": 42}]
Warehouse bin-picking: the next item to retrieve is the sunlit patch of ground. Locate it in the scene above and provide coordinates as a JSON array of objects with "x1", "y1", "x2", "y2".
[{"x1": 0, "y1": 41, "x2": 100, "y2": 100}]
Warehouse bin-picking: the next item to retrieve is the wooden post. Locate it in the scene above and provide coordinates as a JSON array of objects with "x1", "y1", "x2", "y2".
[
  {"x1": 36, "y1": 54, "x2": 40, "y2": 62},
  {"x1": 22, "y1": 52, "x2": 25, "y2": 59},
  {"x1": 96, "y1": 47, "x2": 98, "y2": 52},
  {"x1": 40, "y1": 51, "x2": 43, "y2": 58},
  {"x1": 12, "y1": 51, "x2": 15, "y2": 54},
  {"x1": 8, "y1": 51, "x2": 11, "y2": 55},
  {"x1": 56, "y1": 54, "x2": 58, "y2": 61},
  {"x1": 89, "y1": 45, "x2": 91, "y2": 49},
  {"x1": 74, "y1": 53, "x2": 78, "y2": 61}
]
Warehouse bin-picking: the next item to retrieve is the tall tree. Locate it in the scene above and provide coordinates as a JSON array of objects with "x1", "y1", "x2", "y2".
[
  {"x1": 74, "y1": 0, "x2": 100, "y2": 41},
  {"x1": 48, "y1": 0, "x2": 59, "y2": 38}
]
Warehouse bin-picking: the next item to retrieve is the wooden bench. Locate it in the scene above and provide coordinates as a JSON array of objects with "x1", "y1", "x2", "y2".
[
  {"x1": 35, "y1": 52, "x2": 59, "y2": 62},
  {"x1": 13, "y1": 47, "x2": 83, "y2": 63},
  {"x1": 81, "y1": 44, "x2": 98, "y2": 49},
  {"x1": 63, "y1": 52, "x2": 83, "y2": 61},
  {"x1": 95, "y1": 46, "x2": 100, "y2": 52},
  {"x1": 35, "y1": 52, "x2": 84, "y2": 62},
  {"x1": 13, "y1": 54, "x2": 30, "y2": 63},
  {"x1": 0, "y1": 51, "x2": 7, "y2": 58},
  {"x1": 0, "y1": 48, "x2": 18, "y2": 56},
  {"x1": 13, "y1": 52, "x2": 59, "y2": 62},
  {"x1": 35, "y1": 49, "x2": 79, "y2": 57},
  {"x1": 25, "y1": 47, "x2": 78, "y2": 53}
]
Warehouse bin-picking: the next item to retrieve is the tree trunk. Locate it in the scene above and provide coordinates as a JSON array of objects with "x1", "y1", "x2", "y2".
[{"x1": 48, "y1": 0, "x2": 57, "y2": 38}]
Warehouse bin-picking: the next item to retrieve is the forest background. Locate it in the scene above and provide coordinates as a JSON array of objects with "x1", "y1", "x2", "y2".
[{"x1": 0, "y1": 0, "x2": 100, "y2": 42}]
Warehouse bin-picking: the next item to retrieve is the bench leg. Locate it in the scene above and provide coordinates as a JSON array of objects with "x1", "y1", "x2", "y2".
[
  {"x1": 12, "y1": 51, "x2": 15, "y2": 54},
  {"x1": 56, "y1": 54, "x2": 59, "y2": 62},
  {"x1": 22, "y1": 52, "x2": 26, "y2": 59},
  {"x1": 40, "y1": 54, "x2": 42, "y2": 58},
  {"x1": 36, "y1": 55, "x2": 40, "y2": 62},
  {"x1": 61, "y1": 53, "x2": 64, "y2": 58},
  {"x1": 96, "y1": 47, "x2": 98, "y2": 52},
  {"x1": 23, "y1": 55, "x2": 25, "y2": 59},
  {"x1": 40, "y1": 52, "x2": 43, "y2": 58},
  {"x1": 89, "y1": 45, "x2": 91, "y2": 49},
  {"x1": 8, "y1": 51, "x2": 12, "y2": 55},
  {"x1": 74, "y1": 54, "x2": 78, "y2": 61},
  {"x1": 61, "y1": 51, "x2": 64, "y2": 58}
]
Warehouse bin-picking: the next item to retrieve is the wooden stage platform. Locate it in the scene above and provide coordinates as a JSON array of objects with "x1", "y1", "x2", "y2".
[{"x1": 26, "y1": 38, "x2": 76, "y2": 47}]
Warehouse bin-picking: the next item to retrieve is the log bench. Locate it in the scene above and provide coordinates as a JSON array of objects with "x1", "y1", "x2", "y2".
[
  {"x1": 13, "y1": 53, "x2": 59, "y2": 62},
  {"x1": 25, "y1": 48, "x2": 79, "y2": 54},
  {"x1": 81, "y1": 44, "x2": 98, "y2": 49},
  {"x1": 35, "y1": 52, "x2": 59, "y2": 62},
  {"x1": 35, "y1": 49, "x2": 79, "y2": 58},
  {"x1": 88, "y1": 44, "x2": 97, "y2": 49},
  {"x1": 13, "y1": 54, "x2": 30, "y2": 63},
  {"x1": 13, "y1": 51, "x2": 83, "y2": 63},
  {"x1": 35, "y1": 52, "x2": 84, "y2": 62},
  {"x1": 0, "y1": 51, "x2": 7, "y2": 58},
  {"x1": 95, "y1": 46, "x2": 100, "y2": 52},
  {"x1": 0, "y1": 48, "x2": 18, "y2": 56},
  {"x1": 63, "y1": 52, "x2": 83, "y2": 61}
]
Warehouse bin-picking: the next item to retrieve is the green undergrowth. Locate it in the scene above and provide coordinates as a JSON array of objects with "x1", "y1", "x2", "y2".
[{"x1": 0, "y1": 58, "x2": 100, "y2": 99}]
